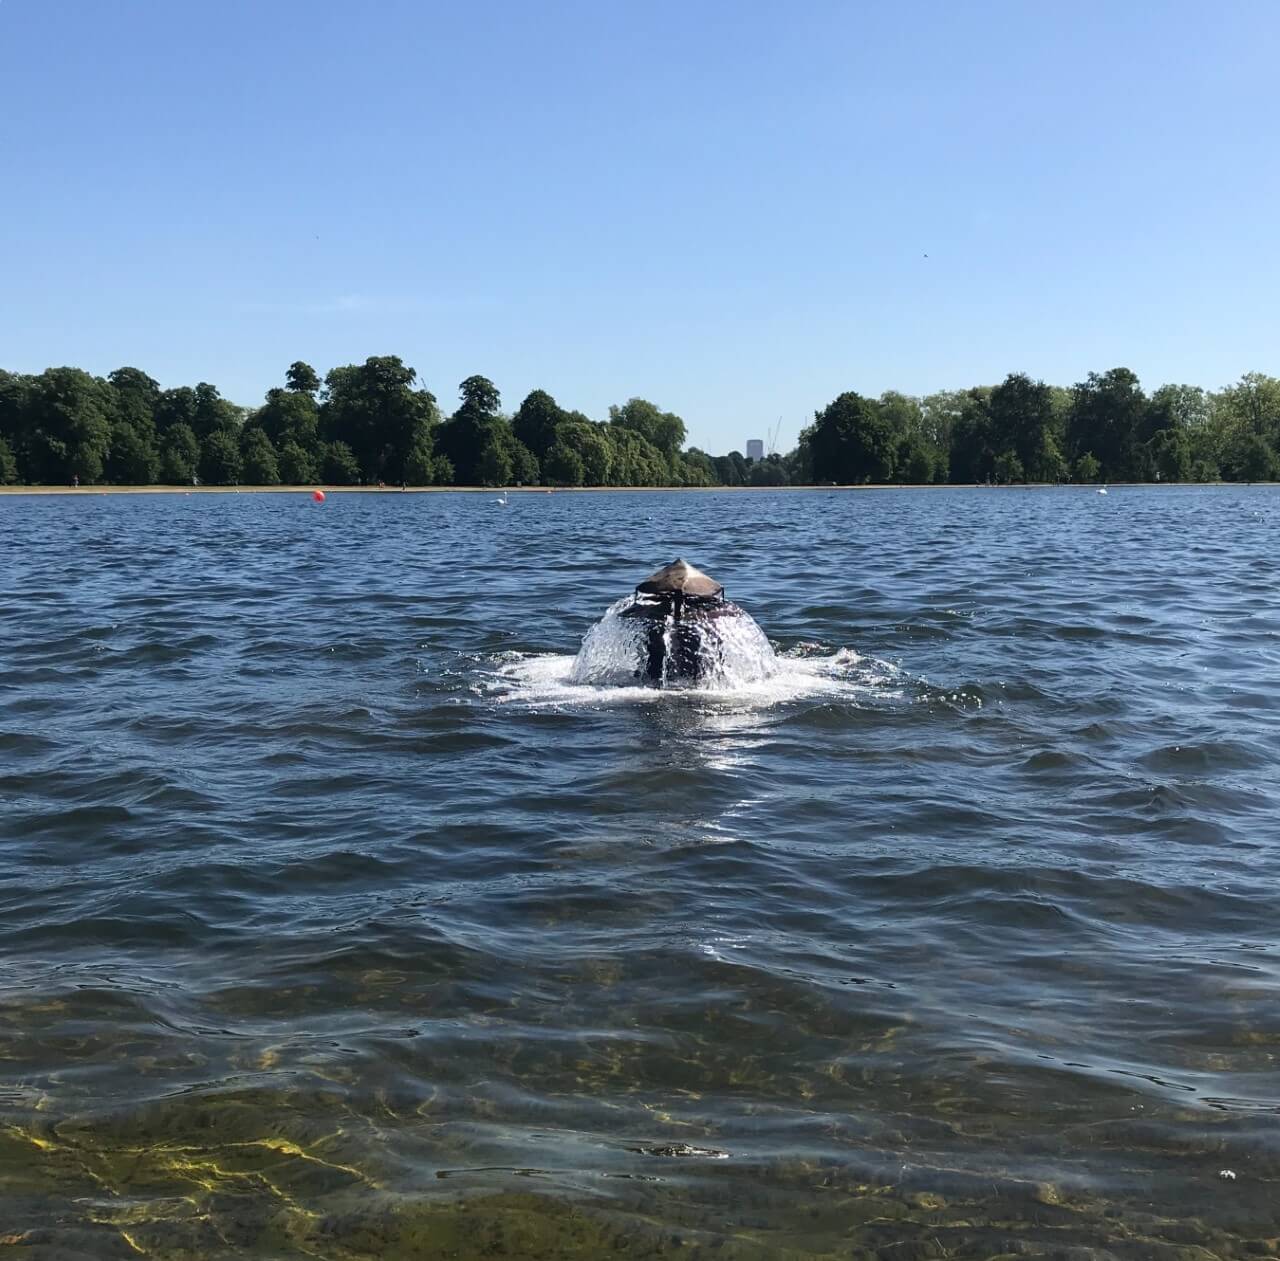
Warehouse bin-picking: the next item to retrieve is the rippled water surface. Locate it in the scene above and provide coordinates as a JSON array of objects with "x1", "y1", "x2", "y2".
[{"x1": 2, "y1": 486, "x2": 1279, "y2": 1259}]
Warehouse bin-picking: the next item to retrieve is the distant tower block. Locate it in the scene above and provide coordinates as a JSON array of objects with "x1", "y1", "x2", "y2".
[{"x1": 746, "y1": 439, "x2": 764, "y2": 461}]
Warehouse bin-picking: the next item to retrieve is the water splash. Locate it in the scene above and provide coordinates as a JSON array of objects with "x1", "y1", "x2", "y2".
[
  {"x1": 488, "y1": 645, "x2": 903, "y2": 709},
  {"x1": 567, "y1": 595, "x2": 778, "y2": 689}
]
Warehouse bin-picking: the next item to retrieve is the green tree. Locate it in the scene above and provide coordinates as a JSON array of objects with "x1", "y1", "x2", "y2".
[
  {"x1": 436, "y1": 374, "x2": 503, "y2": 485},
  {"x1": 988, "y1": 373, "x2": 1060, "y2": 480},
  {"x1": 200, "y1": 430, "x2": 243, "y2": 485},
  {"x1": 277, "y1": 439, "x2": 315, "y2": 485},
  {"x1": 403, "y1": 437, "x2": 437, "y2": 485},
  {"x1": 682, "y1": 448, "x2": 718, "y2": 485},
  {"x1": 1149, "y1": 383, "x2": 1210, "y2": 431},
  {"x1": 457, "y1": 374, "x2": 500, "y2": 414},
  {"x1": 920, "y1": 390, "x2": 967, "y2": 456},
  {"x1": 992, "y1": 450, "x2": 1025, "y2": 484},
  {"x1": 1074, "y1": 452, "x2": 1101, "y2": 483},
  {"x1": 555, "y1": 418, "x2": 613, "y2": 484},
  {"x1": 943, "y1": 388, "x2": 994, "y2": 483},
  {"x1": 1210, "y1": 373, "x2": 1280, "y2": 480},
  {"x1": 477, "y1": 431, "x2": 514, "y2": 486},
  {"x1": 15, "y1": 356, "x2": 1276, "y2": 490},
  {"x1": 609, "y1": 397, "x2": 686, "y2": 458},
  {"x1": 0, "y1": 371, "x2": 31, "y2": 449},
  {"x1": 1034, "y1": 430, "x2": 1068, "y2": 483},
  {"x1": 1148, "y1": 427, "x2": 1191, "y2": 481},
  {"x1": 748, "y1": 453, "x2": 789, "y2": 485},
  {"x1": 108, "y1": 366, "x2": 160, "y2": 414},
  {"x1": 898, "y1": 437, "x2": 936, "y2": 484},
  {"x1": 321, "y1": 440, "x2": 361, "y2": 485},
  {"x1": 256, "y1": 387, "x2": 320, "y2": 453},
  {"x1": 713, "y1": 450, "x2": 748, "y2": 485},
  {"x1": 786, "y1": 437, "x2": 814, "y2": 485},
  {"x1": 509, "y1": 438, "x2": 540, "y2": 485},
  {"x1": 805, "y1": 391, "x2": 894, "y2": 484},
  {"x1": 874, "y1": 391, "x2": 948, "y2": 483},
  {"x1": 1214, "y1": 373, "x2": 1280, "y2": 447},
  {"x1": 241, "y1": 428, "x2": 281, "y2": 484},
  {"x1": 192, "y1": 382, "x2": 243, "y2": 441},
  {"x1": 1067, "y1": 368, "x2": 1147, "y2": 481},
  {"x1": 22, "y1": 367, "x2": 115, "y2": 483},
  {"x1": 1220, "y1": 430, "x2": 1280, "y2": 481},
  {"x1": 285, "y1": 360, "x2": 321, "y2": 396},
  {"x1": 105, "y1": 367, "x2": 161, "y2": 484},
  {"x1": 154, "y1": 387, "x2": 198, "y2": 437},
  {"x1": 606, "y1": 426, "x2": 669, "y2": 485},
  {"x1": 511, "y1": 389, "x2": 566, "y2": 461},
  {"x1": 160, "y1": 422, "x2": 200, "y2": 483},
  {"x1": 544, "y1": 441, "x2": 585, "y2": 486},
  {"x1": 322, "y1": 356, "x2": 439, "y2": 483},
  {"x1": 108, "y1": 368, "x2": 160, "y2": 442},
  {"x1": 1187, "y1": 437, "x2": 1222, "y2": 481},
  {"x1": 0, "y1": 372, "x2": 33, "y2": 482},
  {"x1": 105, "y1": 422, "x2": 160, "y2": 484}
]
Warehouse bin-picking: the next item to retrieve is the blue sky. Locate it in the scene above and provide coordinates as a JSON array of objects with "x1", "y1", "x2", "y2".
[{"x1": 2, "y1": 1, "x2": 1277, "y2": 454}]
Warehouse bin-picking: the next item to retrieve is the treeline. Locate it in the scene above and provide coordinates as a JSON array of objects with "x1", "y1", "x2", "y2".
[
  {"x1": 0, "y1": 360, "x2": 729, "y2": 489},
  {"x1": 798, "y1": 369, "x2": 1280, "y2": 485},
  {"x1": 1, "y1": 359, "x2": 1278, "y2": 488}
]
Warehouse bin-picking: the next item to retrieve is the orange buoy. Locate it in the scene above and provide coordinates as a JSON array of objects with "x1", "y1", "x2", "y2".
[{"x1": 312, "y1": 489, "x2": 326, "y2": 503}]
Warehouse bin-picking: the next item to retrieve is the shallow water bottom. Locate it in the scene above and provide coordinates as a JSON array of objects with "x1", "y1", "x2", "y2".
[{"x1": 3, "y1": 1087, "x2": 1275, "y2": 1260}]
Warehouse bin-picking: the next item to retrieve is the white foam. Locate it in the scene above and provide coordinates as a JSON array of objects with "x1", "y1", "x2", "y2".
[{"x1": 484, "y1": 644, "x2": 903, "y2": 710}]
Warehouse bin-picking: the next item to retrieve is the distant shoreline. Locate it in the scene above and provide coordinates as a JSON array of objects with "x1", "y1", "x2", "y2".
[{"x1": 0, "y1": 481, "x2": 1269, "y2": 496}]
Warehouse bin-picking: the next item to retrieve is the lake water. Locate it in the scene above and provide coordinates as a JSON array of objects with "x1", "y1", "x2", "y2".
[{"x1": 1, "y1": 486, "x2": 1278, "y2": 1259}]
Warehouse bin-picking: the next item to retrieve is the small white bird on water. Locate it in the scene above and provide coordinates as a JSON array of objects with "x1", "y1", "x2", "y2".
[
  {"x1": 1098, "y1": 486, "x2": 1108, "y2": 495},
  {"x1": 494, "y1": 492, "x2": 509, "y2": 506}
]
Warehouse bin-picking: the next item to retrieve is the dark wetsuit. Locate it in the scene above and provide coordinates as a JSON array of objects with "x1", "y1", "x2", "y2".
[{"x1": 619, "y1": 591, "x2": 744, "y2": 685}]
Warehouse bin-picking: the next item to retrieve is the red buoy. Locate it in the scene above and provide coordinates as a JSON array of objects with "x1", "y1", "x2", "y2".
[{"x1": 313, "y1": 489, "x2": 326, "y2": 503}]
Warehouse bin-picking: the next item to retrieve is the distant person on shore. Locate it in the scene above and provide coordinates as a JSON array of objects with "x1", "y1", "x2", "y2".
[{"x1": 72, "y1": 473, "x2": 79, "y2": 489}]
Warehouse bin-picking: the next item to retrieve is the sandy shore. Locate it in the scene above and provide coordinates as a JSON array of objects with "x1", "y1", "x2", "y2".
[
  {"x1": 0, "y1": 481, "x2": 1214, "y2": 496},
  {"x1": 0, "y1": 483, "x2": 936, "y2": 495}
]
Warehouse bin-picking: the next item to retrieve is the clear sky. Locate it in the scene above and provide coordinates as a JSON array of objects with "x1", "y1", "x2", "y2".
[{"x1": 2, "y1": 1, "x2": 1277, "y2": 454}]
